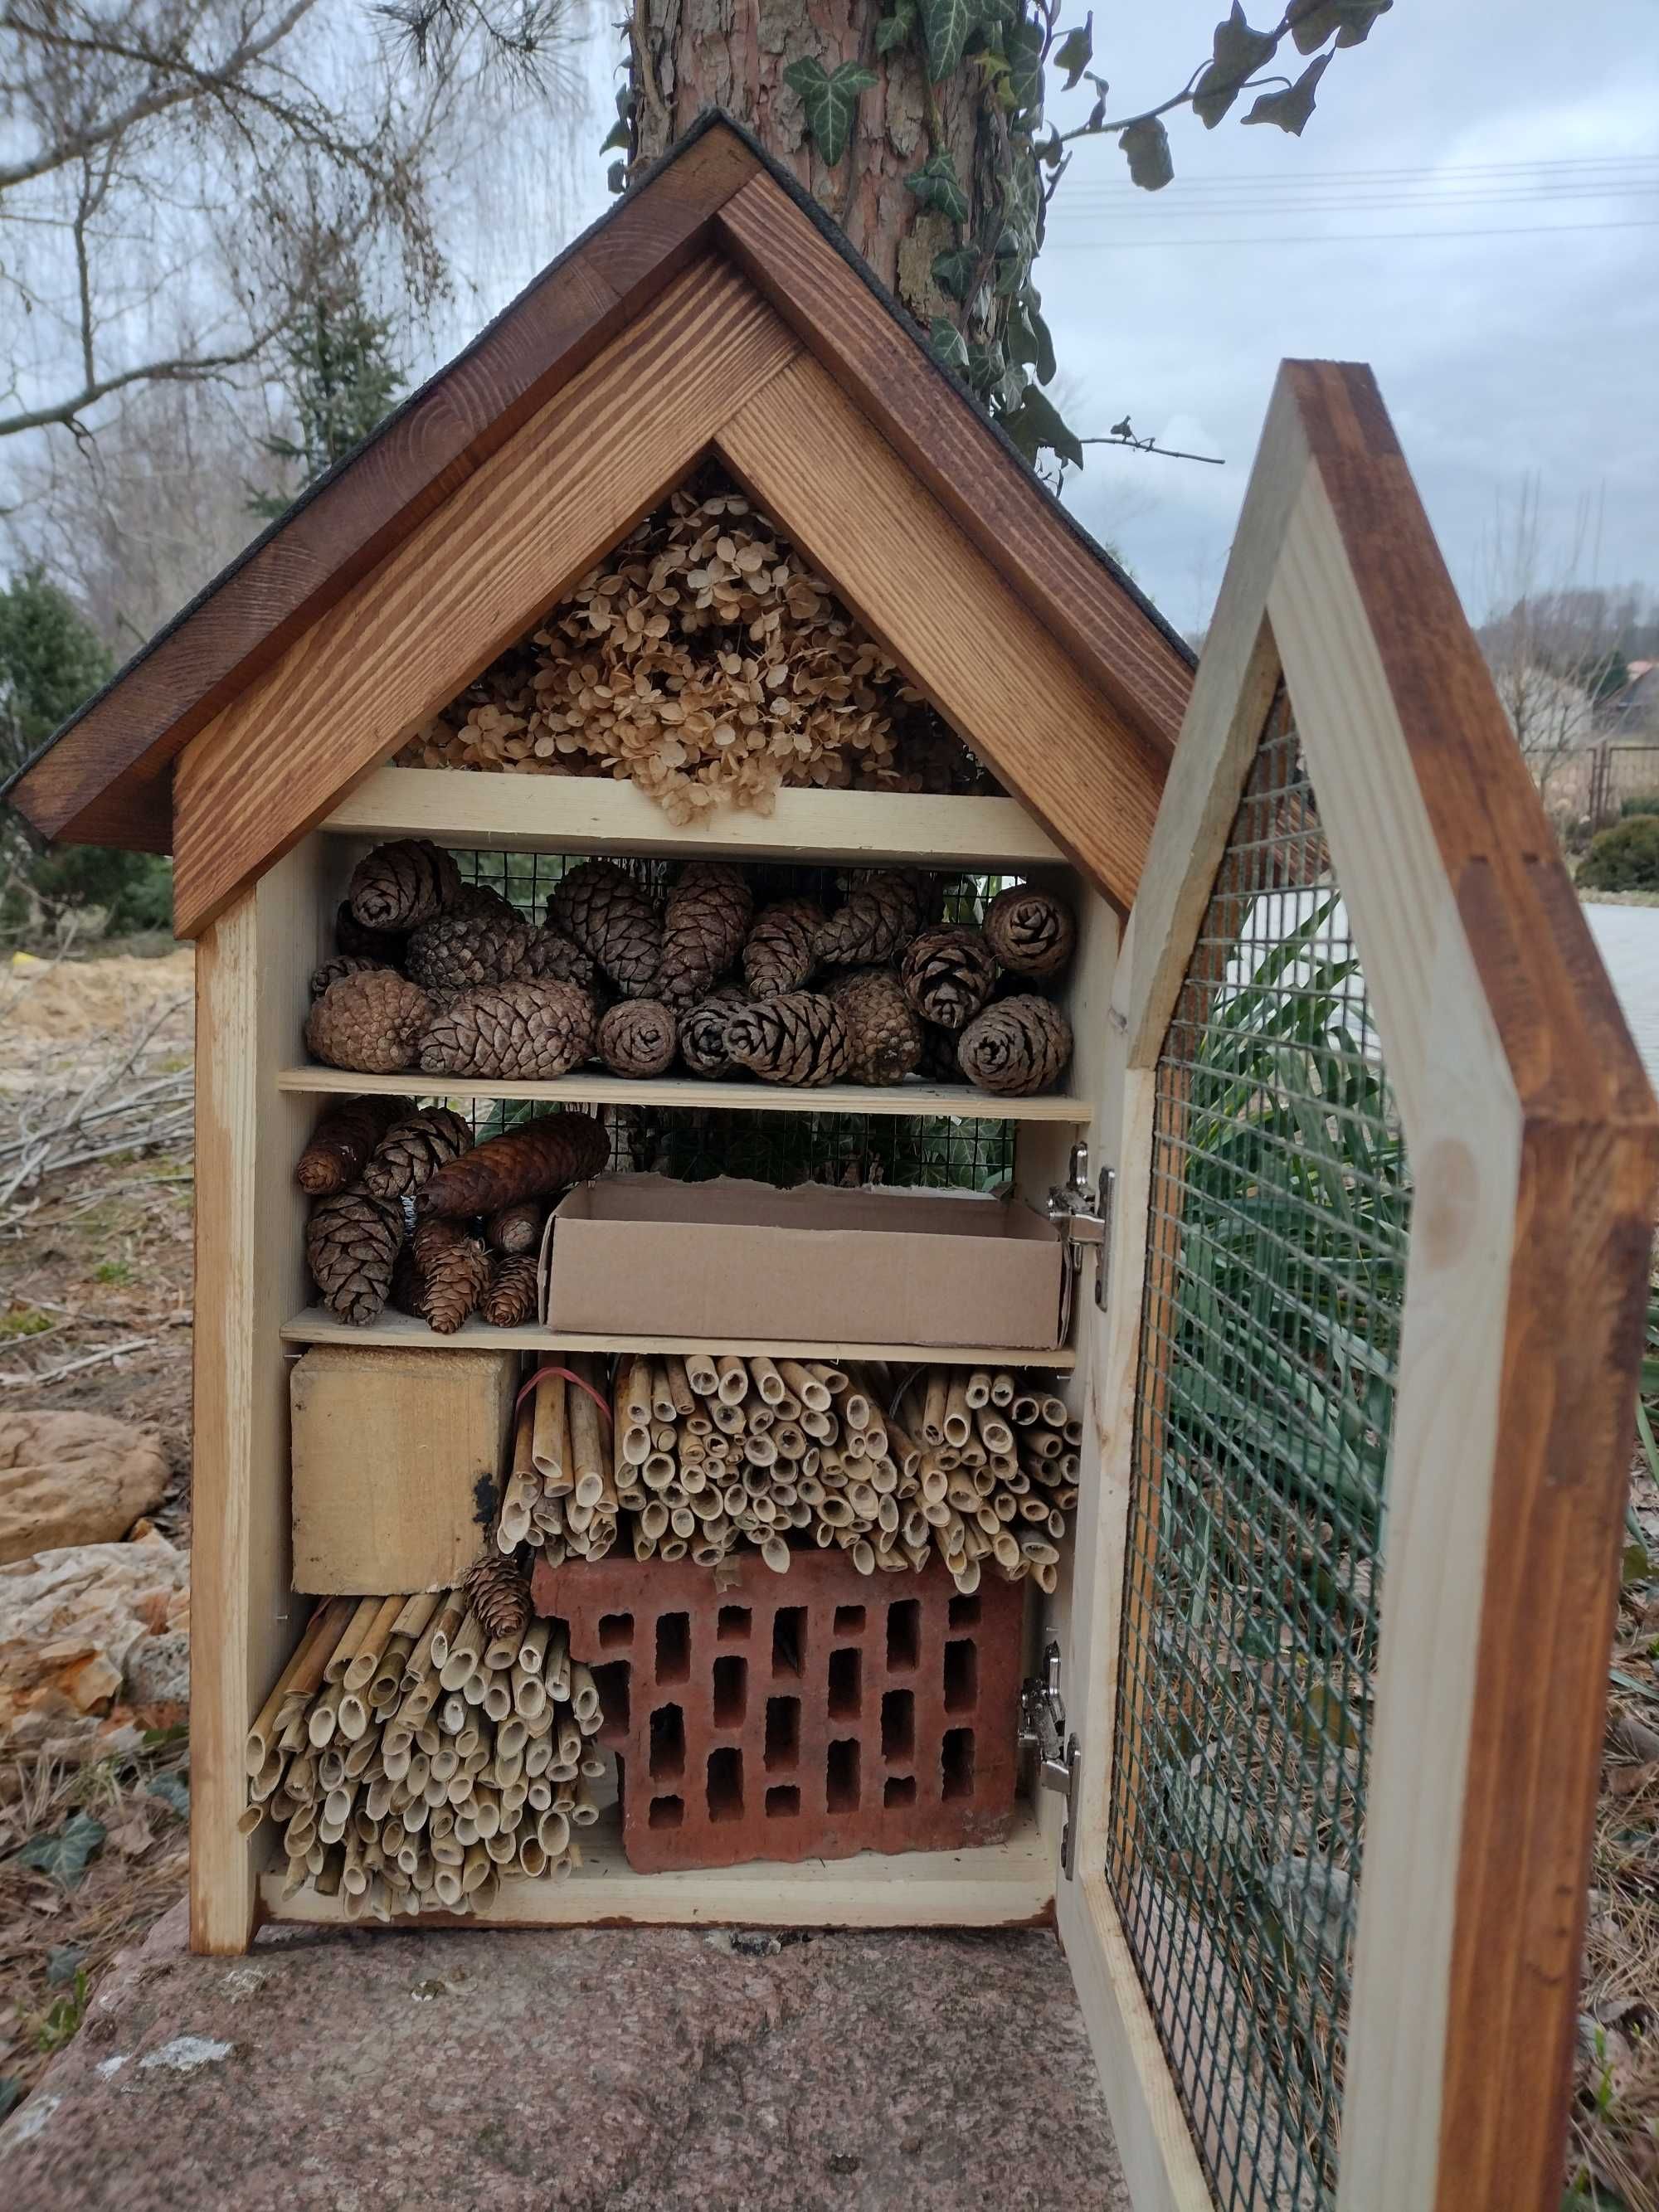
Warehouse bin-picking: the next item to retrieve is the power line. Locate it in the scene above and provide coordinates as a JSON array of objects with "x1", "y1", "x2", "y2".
[
  {"x1": 1057, "y1": 153, "x2": 1659, "y2": 188},
  {"x1": 1058, "y1": 185, "x2": 1659, "y2": 216},
  {"x1": 1045, "y1": 216, "x2": 1659, "y2": 248}
]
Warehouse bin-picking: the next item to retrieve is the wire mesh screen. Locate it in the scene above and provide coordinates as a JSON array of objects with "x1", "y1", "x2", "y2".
[{"x1": 1105, "y1": 693, "x2": 1412, "y2": 2210}]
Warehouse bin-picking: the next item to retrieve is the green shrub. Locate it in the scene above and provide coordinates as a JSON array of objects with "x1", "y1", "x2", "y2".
[
  {"x1": 1619, "y1": 791, "x2": 1659, "y2": 819},
  {"x1": 1579, "y1": 814, "x2": 1659, "y2": 891}
]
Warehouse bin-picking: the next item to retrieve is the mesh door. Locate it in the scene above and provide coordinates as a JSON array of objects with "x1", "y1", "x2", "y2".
[{"x1": 1106, "y1": 693, "x2": 1412, "y2": 2209}]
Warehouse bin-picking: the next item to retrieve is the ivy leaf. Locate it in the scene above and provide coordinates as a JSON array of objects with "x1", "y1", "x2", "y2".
[
  {"x1": 1003, "y1": 385, "x2": 1086, "y2": 470},
  {"x1": 1289, "y1": 0, "x2": 1391, "y2": 52},
  {"x1": 1034, "y1": 124, "x2": 1065, "y2": 168},
  {"x1": 1005, "y1": 14, "x2": 1044, "y2": 116},
  {"x1": 1243, "y1": 51, "x2": 1331, "y2": 134},
  {"x1": 928, "y1": 316, "x2": 971, "y2": 375},
  {"x1": 875, "y1": 0, "x2": 917, "y2": 54},
  {"x1": 906, "y1": 150, "x2": 971, "y2": 223},
  {"x1": 606, "y1": 159, "x2": 626, "y2": 196},
  {"x1": 17, "y1": 1812, "x2": 106, "y2": 1889},
  {"x1": 600, "y1": 116, "x2": 631, "y2": 153},
  {"x1": 1009, "y1": 296, "x2": 1057, "y2": 384},
  {"x1": 146, "y1": 1772, "x2": 191, "y2": 1820},
  {"x1": 1193, "y1": 5, "x2": 1278, "y2": 129},
  {"x1": 932, "y1": 245, "x2": 979, "y2": 301},
  {"x1": 1120, "y1": 114, "x2": 1174, "y2": 191},
  {"x1": 1053, "y1": 14, "x2": 1092, "y2": 90},
  {"x1": 783, "y1": 56, "x2": 879, "y2": 167},
  {"x1": 919, "y1": 0, "x2": 983, "y2": 82}
]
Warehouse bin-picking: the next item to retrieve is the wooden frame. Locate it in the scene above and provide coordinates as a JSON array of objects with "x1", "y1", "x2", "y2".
[{"x1": 1061, "y1": 361, "x2": 1659, "y2": 2212}]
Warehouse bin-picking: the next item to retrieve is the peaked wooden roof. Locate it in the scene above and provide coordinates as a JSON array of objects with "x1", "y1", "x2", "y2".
[{"x1": 4, "y1": 112, "x2": 1194, "y2": 930}]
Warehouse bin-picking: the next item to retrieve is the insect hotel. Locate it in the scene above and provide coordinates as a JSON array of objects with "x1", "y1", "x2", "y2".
[{"x1": 8, "y1": 117, "x2": 1656, "y2": 2212}]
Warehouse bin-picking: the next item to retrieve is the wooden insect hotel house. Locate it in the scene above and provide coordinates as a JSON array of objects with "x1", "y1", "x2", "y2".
[{"x1": 8, "y1": 118, "x2": 1657, "y2": 2212}]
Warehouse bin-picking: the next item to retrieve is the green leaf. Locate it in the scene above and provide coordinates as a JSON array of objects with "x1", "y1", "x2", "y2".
[
  {"x1": 932, "y1": 245, "x2": 979, "y2": 301},
  {"x1": 1243, "y1": 51, "x2": 1331, "y2": 134},
  {"x1": 1120, "y1": 114, "x2": 1174, "y2": 191},
  {"x1": 1005, "y1": 14, "x2": 1044, "y2": 116},
  {"x1": 1193, "y1": 5, "x2": 1278, "y2": 128},
  {"x1": 1053, "y1": 14, "x2": 1092, "y2": 90},
  {"x1": 17, "y1": 1812, "x2": 106, "y2": 1889},
  {"x1": 906, "y1": 150, "x2": 971, "y2": 223},
  {"x1": 606, "y1": 159, "x2": 626, "y2": 196},
  {"x1": 928, "y1": 316, "x2": 971, "y2": 374},
  {"x1": 0, "y1": 2079, "x2": 22, "y2": 2125},
  {"x1": 1289, "y1": 0, "x2": 1391, "y2": 52},
  {"x1": 919, "y1": 0, "x2": 983, "y2": 82},
  {"x1": 783, "y1": 56, "x2": 878, "y2": 167},
  {"x1": 600, "y1": 117, "x2": 630, "y2": 153},
  {"x1": 146, "y1": 1772, "x2": 191, "y2": 1819},
  {"x1": 875, "y1": 0, "x2": 917, "y2": 54},
  {"x1": 1002, "y1": 384, "x2": 1085, "y2": 469}
]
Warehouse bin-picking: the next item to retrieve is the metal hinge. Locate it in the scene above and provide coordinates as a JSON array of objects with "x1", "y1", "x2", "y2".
[
  {"x1": 1019, "y1": 1641, "x2": 1081, "y2": 1879},
  {"x1": 1047, "y1": 1139, "x2": 1115, "y2": 1315}
]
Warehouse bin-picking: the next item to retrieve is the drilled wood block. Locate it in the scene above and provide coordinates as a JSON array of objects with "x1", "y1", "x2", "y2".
[{"x1": 533, "y1": 1549, "x2": 1024, "y2": 1873}]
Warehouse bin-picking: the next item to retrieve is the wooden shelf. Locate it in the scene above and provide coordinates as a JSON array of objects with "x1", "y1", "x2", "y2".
[
  {"x1": 260, "y1": 1801, "x2": 1053, "y2": 1930},
  {"x1": 321, "y1": 766, "x2": 1064, "y2": 870},
  {"x1": 280, "y1": 1306, "x2": 1075, "y2": 1369},
  {"x1": 278, "y1": 1064, "x2": 1087, "y2": 1123}
]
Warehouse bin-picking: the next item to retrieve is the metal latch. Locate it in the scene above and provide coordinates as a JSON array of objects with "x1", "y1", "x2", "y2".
[
  {"x1": 1020, "y1": 1641, "x2": 1081, "y2": 1879},
  {"x1": 1047, "y1": 1139, "x2": 1114, "y2": 1314}
]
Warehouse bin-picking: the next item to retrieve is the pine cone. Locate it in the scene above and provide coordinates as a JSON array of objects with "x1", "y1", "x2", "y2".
[
  {"x1": 483, "y1": 1252, "x2": 541, "y2": 1327},
  {"x1": 388, "y1": 1239, "x2": 424, "y2": 1318},
  {"x1": 306, "y1": 970, "x2": 433, "y2": 1074},
  {"x1": 547, "y1": 861, "x2": 660, "y2": 996},
  {"x1": 658, "y1": 862, "x2": 753, "y2": 1006},
  {"x1": 294, "y1": 1095, "x2": 406, "y2": 1195},
  {"x1": 418, "y1": 980, "x2": 596, "y2": 1081},
  {"x1": 726, "y1": 993, "x2": 850, "y2": 1087},
  {"x1": 742, "y1": 898, "x2": 823, "y2": 999},
  {"x1": 309, "y1": 954, "x2": 389, "y2": 1003},
  {"x1": 464, "y1": 1553, "x2": 530, "y2": 1644},
  {"x1": 957, "y1": 995, "x2": 1073, "y2": 1096},
  {"x1": 405, "y1": 908, "x2": 533, "y2": 994},
  {"x1": 306, "y1": 1189, "x2": 404, "y2": 1325},
  {"x1": 901, "y1": 925, "x2": 996, "y2": 1031},
  {"x1": 485, "y1": 1198, "x2": 545, "y2": 1254},
  {"x1": 982, "y1": 884, "x2": 1076, "y2": 980},
  {"x1": 419, "y1": 1111, "x2": 609, "y2": 1218},
  {"x1": 813, "y1": 871, "x2": 929, "y2": 965},
  {"x1": 597, "y1": 998, "x2": 677, "y2": 1077},
  {"x1": 411, "y1": 1215, "x2": 490, "y2": 1334},
  {"x1": 362, "y1": 1106, "x2": 474, "y2": 1198},
  {"x1": 334, "y1": 900, "x2": 407, "y2": 964},
  {"x1": 827, "y1": 970, "x2": 922, "y2": 1086},
  {"x1": 518, "y1": 924, "x2": 597, "y2": 989},
  {"x1": 916, "y1": 1019, "x2": 961, "y2": 1084},
  {"x1": 348, "y1": 839, "x2": 460, "y2": 931},
  {"x1": 679, "y1": 987, "x2": 748, "y2": 1077},
  {"x1": 450, "y1": 881, "x2": 520, "y2": 923}
]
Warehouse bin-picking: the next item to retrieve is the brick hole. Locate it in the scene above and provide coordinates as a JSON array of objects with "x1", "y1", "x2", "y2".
[
  {"x1": 713, "y1": 1655, "x2": 748, "y2": 1728},
  {"x1": 707, "y1": 1747, "x2": 744, "y2": 1824},
  {"x1": 826, "y1": 1737, "x2": 860, "y2": 1814},
  {"x1": 655, "y1": 1612, "x2": 690, "y2": 1685},
  {"x1": 764, "y1": 1696, "x2": 800, "y2": 1772},
  {"x1": 649, "y1": 1795, "x2": 684, "y2": 1830},
  {"x1": 771, "y1": 1607, "x2": 806, "y2": 1679},
  {"x1": 591, "y1": 1660, "x2": 630, "y2": 1735},
  {"x1": 649, "y1": 1703, "x2": 684, "y2": 1782},
  {"x1": 941, "y1": 1728, "x2": 975, "y2": 1802},
  {"x1": 766, "y1": 1785, "x2": 800, "y2": 1819},
  {"x1": 718, "y1": 1606, "x2": 752, "y2": 1643},
  {"x1": 943, "y1": 1639, "x2": 978, "y2": 1714},
  {"x1": 881, "y1": 1688, "x2": 914, "y2": 1762},
  {"x1": 948, "y1": 1593, "x2": 981, "y2": 1629},
  {"x1": 827, "y1": 1647, "x2": 862, "y2": 1720},
  {"x1": 885, "y1": 1600, "x2": 920, "y2": 1673},
  {"x1": 883, "y1": 1775, "x2": 916, "y2": 1811},
  {"x1": 597, "y1": 1612, "x2": 634, "y2": 1650},
  {"x1": 833, "y1": 1605, "x2": 866, "y2": 1636}
]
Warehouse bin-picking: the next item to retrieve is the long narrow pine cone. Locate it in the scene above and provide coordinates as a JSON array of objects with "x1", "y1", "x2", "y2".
[
  {"x1": 957, "y1": 994, "x2": 1073, "y2": 1096},
  {"x1": 418, "y1": 980, "x2": 596, "y2": 1081},
  {"x1": 812, "y1": 871, "x2": 928, "y2": 965},
  {"x1": 308, "y1": 953, "x2": 388, "y2": 1003},
  {"x1": 362, "y1": 1106, "x2": 474, "y2": 1198},
  {"x1": 464, "y1": 1551, "x2": 531, "y2": 1643},
  {"x1": 827, "y1": 970, "x2": 922, "y2": 1086},
  {"x1": 411, "y1": 1216, "x2": 490, "y2": 1334},
  {"x1": 419, "y1": 1111, "x2": 609, "y2": 1218},
  {"x1": 657, "y1": 862, "x2": 754, "y2": 1007},
  {"x1": 678, "y1": 986, "x2": 747, "y2": 1077},
  {"x1": 306, "y1": 1189, "x2": 404, "y2": 1325},
  {"x1": 742, "y1": 897, "x2": 822, "y2": 999},
  {"x1": 293, "y1": 1096, "x2": 405, "y2": 1195},
  {"x1": 726, "y1": 993, "x2": 850, "y2": 1087},
  {"x1": 306, "y1": 970, "x2": 433, "y2": 1074},
  {"x1": 597, "y1": 999, "x2": 678, "y2": 1077},
  {"x1": 901, "y1": 924, "x2": 996, "y2": 1031},
  {"x1": 485, "y1": 1198, "x2": 545, "y2": 1254},
  {"x1": 348, "y1": 839, "x2": 461, "y2": 932},
  {"x1": 547, "y1": 860, "x2": 661, "y2": 996},
  {"x1": 483, "y1": 1252, "x2": 540, "y2": 1327},
  {"x1": 405, "y1": 908, "x2": 533, "y2": 994},
  {"x1": 982, "y1": 883, "x2": 1077, "y2": 979}
]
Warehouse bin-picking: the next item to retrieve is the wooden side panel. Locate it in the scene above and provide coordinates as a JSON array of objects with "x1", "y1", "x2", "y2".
[
  {"x1": 172, "y1": 259, "x2": 800, "y2": 937},
  {"x1": 716, "y1": 352, "x2": 1163, "y2": 915}
]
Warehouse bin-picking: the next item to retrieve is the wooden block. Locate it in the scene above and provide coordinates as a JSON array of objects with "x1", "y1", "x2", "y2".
[{"x1": 289, "y1": 1346, "x2": 517, "y2": 1593}]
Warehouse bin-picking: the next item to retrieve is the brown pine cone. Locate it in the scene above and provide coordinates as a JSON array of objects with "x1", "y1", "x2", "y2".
[
  {"x1": 813, "y1": 871, "x2": 929, "y2": 965},
  {"x1": 419, "y1": 1111, "x2": 609, "y2": 1218},
  {"x1": 362, "y1": 1106, "x2": 474, "y2": 1198},
  {"x1": 518, "y1": 924, "x2": 597, "y2": 989},
  {"x1": 464, "y1": 1552, "x2": 530, "y2": 1643},
  {"x1": 678, "y1": 987, "x2": 748, "y2": 1077},
  {"x1": 306, "y1": 970, "x2": 433, "y2": 1074},
  {"x1": 827, "y1": 970, "x2": 922, "y2": 1086},
  {"x1": 957, "y1": 995, "x2": 1073, "y2": 1096},
  {"x1": 405, "y1": 908, "x2": 533, "y2": 994},
  {"x1": 547, "y1": 860, "x2": 660, "y2": 996},
  {"x1": 726, "y1": 993, "x2": 850, "y2": 1087},
  {"x1": 306, "y1": 1189, "x2": 404, "y2": 1325},
  {"x1": 742, "y1": 898, "x2": 822, "y2": 999},
  {"x1": 485, "y1": 1198, "x2": 545, "y2": 1254},
  {"x1": 411, "y1": 1215, "x2": 490, "y2": 1334},
  {"x1": 597, "y1": 999, "x2": 677, "y2": 1077},
  {"x1": 658, "y1": 863, "x2": 754, "y2": 1007},
  {"x1": 982, "y1": 884, "x2": 1076, "y2": 979},
  {"x1": 334, "y1": 900, "x2": 406, "y2": 964},
  {"x1": 294, "y1": 1095, "x2": 406, "y2": 1195},
  {"x1": 449, "y1": 881, "x2": 520, "y2": 922},
  {"x1": 901, "y1": 925, "x2": 996, "y2": 1031},
  {"x1": 309, "y1": 954, "x2": 389, "y2": 1003},
  {"x1": 916, "y1": 1019, "x2": 962, "y2": 1084},
  {"x1": 483, "y1": 1252, "x2": 540, "y2": 1327},
  {"x1": 418, "y1": 980, "x2": 596, "y2": 1081},
  {"x1": 348, "y1": 839, "x2": 460, "y2": 932}
]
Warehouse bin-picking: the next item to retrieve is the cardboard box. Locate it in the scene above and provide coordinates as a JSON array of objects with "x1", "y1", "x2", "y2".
[
  {"x1": 545, "y1": 1175, "x2": 1065, "y2": 1349},
  {"x1": 289, "y1": 1345, "x2": 517, "y2": 1593}
]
